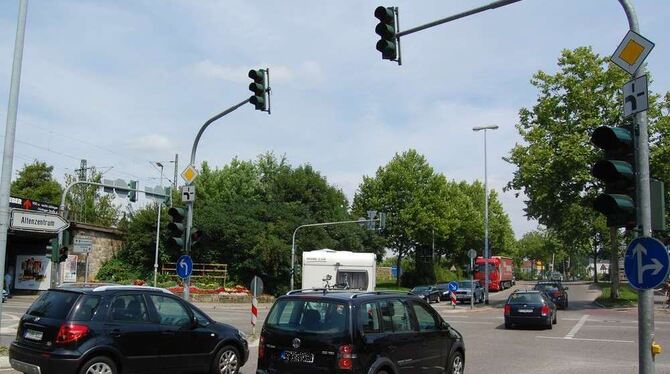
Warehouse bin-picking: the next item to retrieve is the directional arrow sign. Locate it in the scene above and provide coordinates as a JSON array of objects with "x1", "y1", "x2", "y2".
[
  {"x1": 10, "y1": 209, "x2": 69, "y2": 233},
  {"x1": 176, "y1": 255, "x2": 193, "y2": 279},
  {"x1": 624, "y1": 237, "x2": 670, "y2": 290}
]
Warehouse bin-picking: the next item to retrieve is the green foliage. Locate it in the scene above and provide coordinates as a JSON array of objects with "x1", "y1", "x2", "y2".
[
  {"x1": 10, "y1": 161, "x2": 62, "y2": 204},
  {"x1": 115, "y1": 203, "x2": 171, "y2": 271},
  {"x1": 596, "y1": 283, "x2": 638, "y2": 308},
  {"x1": 64, "y1": 168, "x2": 119, "y2": 226},
  {"x1": 96, "y1": 258, "x2": 144, "y2": 284}
]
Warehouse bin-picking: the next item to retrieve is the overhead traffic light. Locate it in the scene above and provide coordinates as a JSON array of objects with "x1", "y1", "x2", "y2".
[
  {"x1": 591, "y1": 125, "x2": 636, "y2": 228},
  {"x1": 374, "y1": 6, "x2": 398, "y2": 61},
  {"x1": 168, "y1": 207, "x2": 186, "y2": 250},
  {"x1": 248, "y1": 69, "x2": 268, "y2": 111},
  {"x1": 128, "y1": 180, "x2": 138, "y2": 202}
]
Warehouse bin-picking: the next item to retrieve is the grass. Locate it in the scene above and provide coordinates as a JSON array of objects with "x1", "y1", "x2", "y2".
[
  {"x1": 595, "y1": 283, "x2": 638, "y2": 308},
  {"x1": 376, "y1": 282, "x2": 410, "y2": 292},
  {"x1": 0, "y1": 346, "x2": 8, "y2": 356}
]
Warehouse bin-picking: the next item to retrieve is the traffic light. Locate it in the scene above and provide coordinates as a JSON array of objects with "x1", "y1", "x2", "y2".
[
  {"x1": 591, "y1": 125, "x2": 636, "y2": 227},
  {"x1": 128, "y1": 180, "x2": 138, "y2": 202},
  {"x1": 190, "y1": 228, "x2": 202, "y2": 247},
  {"x1": 248, "y1": 69, "x2": 267, "y2": 111},
  {"x1": 168, "y1": 207, "x2": 186, "y2": 250},
  {"x1": 374, "y1": 6, "x2": 398, "y2": 61},
  {"x1": 48, "y1": 238, "x2": 58, "y2": 262},
  {"x1": 59, "y1": 246, "x2": 69, "y2": 263}
]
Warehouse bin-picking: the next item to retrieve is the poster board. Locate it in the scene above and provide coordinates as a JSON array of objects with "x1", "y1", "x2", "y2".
[{"x1": 15, "y1": 255, "x2": 51, "y2": 290}]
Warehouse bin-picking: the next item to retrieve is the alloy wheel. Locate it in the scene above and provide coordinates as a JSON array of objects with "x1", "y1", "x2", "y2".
[
  {"x1": 86, "y1": 362, "x2": 113, "y2": 374},
  {"x1": 451, "y1": 354, "x2": 464, "y2": 374},
  {"x1": 218, "y1": 349, "x2": 239, "y2": 374}
]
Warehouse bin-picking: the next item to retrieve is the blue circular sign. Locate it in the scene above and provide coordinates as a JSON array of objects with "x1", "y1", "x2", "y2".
[
  {"x1": 176, "y1": 255, "x2": 193, "y2": 279},
  {"x1": 624, "y1": 237, "x2": 670, "y2": 290},
  {"x1": 448, "y1": 281, "x2": 459, "y2": 292}
]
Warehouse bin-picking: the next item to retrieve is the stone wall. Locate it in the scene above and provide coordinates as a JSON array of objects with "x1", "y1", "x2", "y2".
[{"x1": 68, "y1": 222, "x2": 124, "y2": 283}]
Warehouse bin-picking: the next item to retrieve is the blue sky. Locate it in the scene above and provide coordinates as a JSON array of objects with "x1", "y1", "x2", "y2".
[{"x1": 1, "y1": 0, "x2": 669, "y2": 238}]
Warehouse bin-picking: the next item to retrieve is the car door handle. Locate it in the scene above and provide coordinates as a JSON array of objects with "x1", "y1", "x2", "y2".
[
  {"x1": 387, "y1": 345, "x2": 396, "y2": 352},
  {"x1": 110, "y1": 329, "x2": 121, "y2": 338}
]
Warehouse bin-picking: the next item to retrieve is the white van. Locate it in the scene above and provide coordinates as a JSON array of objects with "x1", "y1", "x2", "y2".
[{"x1": 301, "y1": 249, "x2": 376, "y2": 291}]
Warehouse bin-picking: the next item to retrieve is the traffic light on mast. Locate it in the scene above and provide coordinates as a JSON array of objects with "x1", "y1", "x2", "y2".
[
  {"x1": 128, "y1": 180, "x2": 138, "y2": 202},
  {"x1": 168, "y1": 207, "x2": 186, "y2": 250},
  {"x1": 248, "y1": 69, "x2": 268, "y2": 111},
  {"x1": 590, "y1": 125, "x2": 636, "y2": 228},
  {"x1": 374, "y1": 6, "x2": 398, "y2": 61}
]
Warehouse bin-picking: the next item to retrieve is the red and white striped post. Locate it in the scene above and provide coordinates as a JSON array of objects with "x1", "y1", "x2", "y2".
[
  {"x1": 450, "y1": 291, "x2": 457, "y2": 308},
  {"x1": 251, "y1": 296, "x2": 258, "y2": 335}
]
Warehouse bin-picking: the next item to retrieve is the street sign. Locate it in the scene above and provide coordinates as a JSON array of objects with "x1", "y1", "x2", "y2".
[
  {"x1": 448, "y1": 281, "x2": 459, "y2": 292},
  {"x1": 623, "y1": 75, "x2": 648, "y2": 118},
  {"x1": 468, "y1": 249, "x2": 477, "y2": 259},
  {"x1": 450, "y1": 265, "x2": 456, "y2": 272},
  {"x1": 181, "y1": 185, "x2": 196, "y2": 202},
  {"x1": 9, "y1": 209, "x2": 69, "y2": 233},
  {"x1": 181, "y1": 165, "x2": 199, "y2": 184},
  {"x1": 73, "y1": 235, "x2": 93, "y2": 254},
  {"x1": 176, "y1": 255, "x2": 193, "y2": 279},
  {"x1": 624, "y1": 237, "x2": 670, "y2": 290},
  {"x1": 250, "y1": 276, "x2": 264, "y2": 296},
  {"x1": 611, "y1": 30, "x2": 654, "y2": 75}
]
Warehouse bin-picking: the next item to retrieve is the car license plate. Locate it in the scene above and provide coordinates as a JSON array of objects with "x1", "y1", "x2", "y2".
[
  {"x1": 518, "y1": 309, "x2": 533, "y2": 313},
  {"x1": 24, "y1": 329, "x2": 43, "y2": 341},
  {"x1": 280, "y1": 350, "x2": 314, "y2": 363}
]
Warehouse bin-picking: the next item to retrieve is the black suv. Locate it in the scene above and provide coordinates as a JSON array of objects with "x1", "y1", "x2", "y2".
[
  {"x1": 9, "y1": 284, "x2": 249, "y2": 374},
  {"x1": 533, "y1": 281, "x2": 569, "y2": 309},
  {"x1": 257, "y1": 290, "x2": 465, "y2": 374}
]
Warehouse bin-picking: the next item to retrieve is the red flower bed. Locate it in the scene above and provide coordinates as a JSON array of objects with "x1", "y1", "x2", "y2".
[{"x1": 167, "y1": 285, "x2": 250, "y2": 295}]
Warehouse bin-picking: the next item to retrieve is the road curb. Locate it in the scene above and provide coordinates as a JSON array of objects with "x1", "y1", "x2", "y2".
[{"x1": 0, "y1": 356, "x2": 9, "y2": 369}]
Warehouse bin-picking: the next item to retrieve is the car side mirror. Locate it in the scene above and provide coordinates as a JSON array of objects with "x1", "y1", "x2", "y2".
[
  {"x1": 564, "y1": 287, "x2": 569, "y2": 290},
  {"x1": 441, "y1": 320, "x2": 449, "y2": 330},
  {"x1": 191, "y1": 315, "x2": 199, "y2": 329}
]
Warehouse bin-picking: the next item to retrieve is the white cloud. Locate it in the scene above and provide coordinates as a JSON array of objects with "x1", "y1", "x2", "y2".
[{"x1": 126, "y1": 134, "x2": 173, "y2": 152}]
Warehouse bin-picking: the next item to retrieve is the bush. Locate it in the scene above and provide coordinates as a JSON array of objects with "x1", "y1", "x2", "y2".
[{"x1": 96, "y1": 258, "x2": 145, "y2": 284}]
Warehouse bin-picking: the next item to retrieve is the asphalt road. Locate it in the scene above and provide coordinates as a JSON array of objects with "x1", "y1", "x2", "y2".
[{"x1": 1, "y1": 283, "x2": 669, "y2": 373}]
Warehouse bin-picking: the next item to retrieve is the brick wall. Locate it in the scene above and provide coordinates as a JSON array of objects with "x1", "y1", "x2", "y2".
[{"x1": 68, "y1": 223, "x2": 124, "y2": 283}]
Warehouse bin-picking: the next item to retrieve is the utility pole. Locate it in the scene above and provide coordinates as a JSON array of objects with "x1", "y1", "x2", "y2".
[{"x1": 173, "y1": 154, "x2": 179, "y2": 189}]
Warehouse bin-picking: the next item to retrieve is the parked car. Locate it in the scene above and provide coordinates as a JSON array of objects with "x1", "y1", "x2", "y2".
[
  {"x1": 533, "y1": 281, "x2": 569, "y2": 309},
  {"x1": 9, "y1": 284, "x2": 249, "y2": 374},
  {"x1": 257, "y1": 289, "x2": 466, "y2": 374},
  {"x1": 504, "y1": 290, "x2": 557, "y2": 329},
  {"x1": 410, "y1": 285, "x2": 442, "y2": 303},
  {"x1": 451, "y1": 280, "x2": 485, "y2": 304}
]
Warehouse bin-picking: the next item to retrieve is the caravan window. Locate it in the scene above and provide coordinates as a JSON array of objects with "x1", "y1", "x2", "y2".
[{"x1": 336, "y1": 271, "x2": 369, "y2": 290}]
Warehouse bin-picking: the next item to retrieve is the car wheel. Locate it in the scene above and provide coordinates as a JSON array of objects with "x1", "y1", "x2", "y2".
[
  {"x1": 553, "y1": 313, "x2": 557, "y2": 325},
  {"x1": 79, "y1": 356, "x2": 117, "y2": 374},
  {"x1": 436, "y1": 295, "x2": 441, "y2": 303},
  {"x1": 446, "y1": 350, "x2": 464, "y2": 374},
  {"x1": 546, "y1": 317, "x2": 553, "y2": 330},
  {"x1": 212, "y1": 345, "x2": 240, "y2": 374},
  {"x1": 377, "y1": 371, "x2": 390, "y2": 374},
  {"x1": 505, "y1": 321, "x2": 511, "y2": 329}
]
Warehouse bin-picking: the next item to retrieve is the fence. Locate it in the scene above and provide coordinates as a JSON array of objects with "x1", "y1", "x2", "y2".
[{"x1": 162, "y1": 262, "x2": 228, "y2": 285}]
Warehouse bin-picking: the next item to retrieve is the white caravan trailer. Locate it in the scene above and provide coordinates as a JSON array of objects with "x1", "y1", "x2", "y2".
[{"x1": 301, "y1": 249, "x2": 376, "y2": 291}]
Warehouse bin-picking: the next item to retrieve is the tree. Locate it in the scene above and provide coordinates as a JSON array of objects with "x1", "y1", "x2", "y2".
[
  {"x1": 504, "y1": 47, "x2": 670, "y2": 297},
  {"x1": 10, "y1": 161, "x2": 62, "y2": 204},
  {"x1": 64, "y1": 168, "x2": 119, "y2": 226}
]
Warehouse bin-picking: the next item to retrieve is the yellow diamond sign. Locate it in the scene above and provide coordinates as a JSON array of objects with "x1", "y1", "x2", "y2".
[
  {"x1": 611, "y1": 30, "x2": 654, "y2": 76},
  {"x1": 181, "y1": 165, "x2": 199, "y2": 184}
]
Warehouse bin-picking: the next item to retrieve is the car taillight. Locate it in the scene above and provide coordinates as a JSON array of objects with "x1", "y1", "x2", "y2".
[
  {"x1": 55, "y1": 323, "x2": 89, "y2": 345},
  {"x1": 504, "y1": 304, "x2": 511, "y2": 316},
  {"x1": 552, "y1": 290, "x2": 561, "y2": 297},
  {"x1": 541, "y1": 305, "x2": 550, "y2": 317},
  {"x1": 258, "y1": 335, "x2": 265, "y2": 359},
  {"x1": 338, "y1": 344, "x2": 354, "y2": 370}
]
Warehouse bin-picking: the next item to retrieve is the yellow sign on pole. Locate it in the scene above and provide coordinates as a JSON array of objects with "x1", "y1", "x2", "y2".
[
  {"x1": 181, "y1": 165, "x2": 199, "y2": 184},
  {"x1": 611, "y1": 30, "x2": 654, "y2": 76}
]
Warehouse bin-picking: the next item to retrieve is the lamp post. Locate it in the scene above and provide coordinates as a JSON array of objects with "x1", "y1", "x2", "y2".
[
  {"x1": 153, "y1": 162, "x2": 164, "y2": 287},
  {"x1": 473, "y1": 125, "x2": 498, "y2": 304}
]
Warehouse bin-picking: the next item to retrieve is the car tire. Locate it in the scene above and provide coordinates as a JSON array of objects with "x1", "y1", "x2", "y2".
[
  {"x1": 377, "y1": 371, "x2": 390, "y2": 374},
  {"x1": 79, "y1": 356, "x2": 117, "y2": 374},
  {"x1": 553, "y1": 313, "x2": 557, "y2": 325},
  {"x1": 546, "y1": 317, "x2": 553, "y2": 330},
  {"x1": 505, "y1": 321, "x2": 511, "y2": 329},
  {"x1": 436, "y1": 295, "x2": 441, "y2": 303},
  {"x1": 446, "y1": 350, "x2": 465, "y2": 374},
  {"x1": 212, "y1": 345, "x2": 240, "y2": 374}
]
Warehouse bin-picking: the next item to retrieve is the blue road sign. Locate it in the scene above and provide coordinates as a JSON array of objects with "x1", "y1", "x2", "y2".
[
  {"x1": 624, "y1": 237, "x2": 670, "y2": 290},
  {"x1": 176, "y1": 255, "x2": 193, "y2": 279},
  {"x1": 448, "y1": 281, "x2": 459, "y2": 292}
]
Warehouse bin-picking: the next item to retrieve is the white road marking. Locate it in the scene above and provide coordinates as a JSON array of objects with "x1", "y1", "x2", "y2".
[
  {"x1": 537, "y1": 336, "x2": 633, "y2": 343},
  {"x1": 565, "y1": 314, "x2": 589, "y2": 339}
]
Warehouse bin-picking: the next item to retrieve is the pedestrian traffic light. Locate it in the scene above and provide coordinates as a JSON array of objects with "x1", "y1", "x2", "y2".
[
  {"x1": 591, "y1": 125, "x2": 636, "y2": 228},
  {"x1": 190, "y1": 228, "x2": 202, "y2": 247},
  {"x1": 59, "y1": 246, "x2": 69, "y2": 263},
  {"x1": 248, "y1": 69, "x2": 267, "y2": 111},
  {"x1": 168, "y1": 207, "x2": 186, "y2": 250},
  {"x1": 128, "y1": 180, "x2": 138, "y2": 202},
  {"x1": 374, "y1": 6, "x2": 398, "y2": 61}
]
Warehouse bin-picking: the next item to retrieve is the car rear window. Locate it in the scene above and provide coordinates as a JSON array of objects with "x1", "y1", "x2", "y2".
[
  {"x1": 265, "y1": 299, "x2": 349, "y2": 335},
  {"x1": 71, "y1": 295, "x2": 102, "y2": 321},
  {"x1": 27, "y1": 290, "x2": 80, "y2": 319},
  {"x1": 508, "y1": 293, "x2": 543, "y2": 304},
  {"x1": 534, "y1": 284, "x2": 558, "y2": 291}
]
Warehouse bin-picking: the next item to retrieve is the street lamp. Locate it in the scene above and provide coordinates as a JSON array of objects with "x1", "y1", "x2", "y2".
[
  {"x1": 473, "y1": 124, "x2": 498, "y2": 304},
  {"x1": 153, "y1": 162, "x2": 164, "y2": 287}
]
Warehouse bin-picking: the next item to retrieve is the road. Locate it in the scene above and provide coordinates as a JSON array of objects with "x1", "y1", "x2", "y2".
[{"x1": 1, "y1": 282, "x2": 669, "y2": 373}]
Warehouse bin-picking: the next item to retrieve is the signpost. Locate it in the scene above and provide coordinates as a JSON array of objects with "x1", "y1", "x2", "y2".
[
  {"x1": 623, "y1": 75, "x2": 648, "y2": 118},
  {"x1": 448, "y1": 281, "x2": 458, "y2": 309},
  {"x1": 611, "y1": 30, "x2": 654, "y2": 76},
  {"x1": 624, "y1": 237, "x2": 670, "y2": 290},
  {"x1": 468, "y1": 249, "x2": 477, "y2": 309},
  {"x1": 181, "y1": 185, "x2": 196, "y2": 203},
  {"x1": 9, "y1": 209, "x2": 69, "y2": 233},
  {"x1": 176, "y1": 255, "x2": 193, "y2": 279},
  {"x1": 181, "y1": 165, "x2": 199, "y2": 184},
  {"x1": 250, "y1": 276, "x2": 264, "y2": 336}
]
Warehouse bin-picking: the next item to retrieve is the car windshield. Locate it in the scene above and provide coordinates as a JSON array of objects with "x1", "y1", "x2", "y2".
[
  {"x1": 458, "y1": 281, "x2": 474, "y2": 289},
  {"x1": 508, "y1": 293, "x2": 544, "y2": 304},
  {"x1": 474, "y1": 264, "x2": 495, "y2": 273},
  {"x1": 436, "y1": 284, "x2": 449, "y2": 290},
  {"x1": 265, "y1": 299, "x2": 349, "y2": 335},
  {"x1": 27, "y1": 290, "x2": 80, "y2": 319},
  {"x1": 412, "y1": 286, "x2": 429, "y2": 292}
]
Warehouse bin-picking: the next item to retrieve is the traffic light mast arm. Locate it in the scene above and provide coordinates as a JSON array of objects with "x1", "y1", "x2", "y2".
[{"x1": 395, "y1": 0, "x2": 522, "y2": 38}]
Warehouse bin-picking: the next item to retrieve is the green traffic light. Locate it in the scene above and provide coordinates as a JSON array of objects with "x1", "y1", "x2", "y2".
[
  {"x1": 248, "y1": 69, "x2": 267, "y2": 111},
  {"x1": 374, "y1": 6, "x2": 398, "y2": 61}
]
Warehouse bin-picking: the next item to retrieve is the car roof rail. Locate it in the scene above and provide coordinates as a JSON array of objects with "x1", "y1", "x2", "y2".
[
  {"x1": 91, "y1": 285, "x2": 172, "y2": 294},
  {"x1": 350, "y1": 290, "x2": 412, "y2": 299},
  {"x1": 285, "y1": 288, "x2": 363, "y2": 296}
]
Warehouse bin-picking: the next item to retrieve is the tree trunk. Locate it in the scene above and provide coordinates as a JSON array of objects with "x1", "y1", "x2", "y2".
[
  {"x1": 593, "y1": 247, "x2": 599, "y2": 284},
  {"x1": 609, "y1": 227, "x2": 620, "y2": 300}
]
